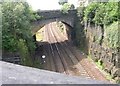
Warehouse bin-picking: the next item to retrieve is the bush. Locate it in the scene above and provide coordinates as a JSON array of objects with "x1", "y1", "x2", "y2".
[
  {"x1": 104, "y1": 22, "x2": 119, "y2": 49},
  {"x1": 84, "y1": 2, "x2": 99, "y2": 23},
  {"x1": 17, "y1": 39, "x2": 33, "y2": 66},
  {"x1": 61, "y1": 3, "x2": 75, "y2": 14},
  {"x1": 84, "y1": 1, "x2": 119, "y2": 25},
  {"x1": 2, "y1": 1, "x2": 36, "y2": 66}
]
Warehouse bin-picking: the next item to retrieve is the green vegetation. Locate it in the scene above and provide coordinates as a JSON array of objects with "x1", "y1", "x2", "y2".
[
  {"x1": 84, "y1": 1, "x2": 119, "y2": 25},
  {"x1": 56, "y1": 21, "x2": 64, "y2": 32},
  {"x1": 104, "y1": 22, "x2": 119, "y2": 49},
  {"x1": 77, "y1": 6, "x2": 85, "y2": 23},
  {"x1": 80, "y1": 1, "x2": 119, "y2": 49},
  {"x1": 95, "y1": 58, "x2": 114, "y2": 82},
  {"x1": 84, "y1": 3, "x2": 99, "y2": 23},
  {"x1": 33, "y1": 58, "x2": 42, "y2": 69},
  {"x1": 58, "y1": 0, "x2": 68, "y2": 5},
  {"x1": 60, "y1": 3, "x2": 75, "y2": 14},
  {"x1": 31, "y1": 12, "x2": 42, "y2": 21},
  {"x1": 88, "y1": 54, "x2": 104, "y2": 69},
  {"x1": 17, "y1": 39, "x2": 33, "y2": 66},
  {"x1": 88, "y1": 54, "x2": 115, "y2": 82},
  {"x1": 74, "y1": 6, "x2": 88, "y2": 54},
  {"x1": 76, "y1": 1, "x2": 119, "y2": 83},
  {"x1": 95, "y1": 59, "x2": 104, "y2": 70},
  {"x1": 2, "y1": 2, "x2": 34, "y2": 51},
  {"x1": 2, "y1": 1, "x2": 41, "y2": 67},
  {"x1": 83, "y1": 1, "x2": 119, "y2": 47}
]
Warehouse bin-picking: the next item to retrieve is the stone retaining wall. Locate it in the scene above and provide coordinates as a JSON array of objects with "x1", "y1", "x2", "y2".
[{"x1": 85, "y1": 24, "x2": 119, "y2": 81}]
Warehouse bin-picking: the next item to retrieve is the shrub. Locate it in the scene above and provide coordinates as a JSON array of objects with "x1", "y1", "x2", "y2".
[{"x1": 104, "y1": 22, "x2": 119, "y2": 49}]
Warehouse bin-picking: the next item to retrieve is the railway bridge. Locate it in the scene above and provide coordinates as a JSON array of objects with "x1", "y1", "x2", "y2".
[
  {"x1": 32, "y1": 9, "x2": 77, "y2": 34},
  {"x1": 2, "y1": 10, "x2": 118, "y2": 83}
]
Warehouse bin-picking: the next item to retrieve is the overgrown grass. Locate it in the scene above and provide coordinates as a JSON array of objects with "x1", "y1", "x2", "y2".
[
  {"x1": 33, "y1": 59, "x2": 42, "y2": 69},
  {"x1": 87, "y1": 54, "x2": 115, "y2": 83},
  {"x1": 95, "y1": 59, "x2": 104, "y2": 70}
]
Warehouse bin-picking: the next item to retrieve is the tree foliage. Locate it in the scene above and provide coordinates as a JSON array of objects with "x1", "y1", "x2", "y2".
[
  {"x1": 77, "y1": 6, "x2": 85, "y2": 25},
  {"x1": 104, "y1": 22, "x2": 119, "y2": 49},
  {"x1": 84, "y1": 3, "x2": 99, "y2": 23},
  {"x1": 2, "y1": 1, "x2": 37, "y2": 66},
  {"x1": 77, "y1": 1, "x2": 119, "y2": 82},
  {"x1": 84, "y1": 1, "x2": 119, "y2": 25},
  {"x1": 61, "y1": 3, "x2": 75, "y2": 14},
  {"x1": 83, "y1": 1, "x2": 119, "y2": 49},
  {"x1": 58, "y1": 0, "x2": 68, "y2": 5}
]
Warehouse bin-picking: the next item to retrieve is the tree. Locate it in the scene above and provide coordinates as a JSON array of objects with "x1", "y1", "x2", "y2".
[
  {"x1": 84, "y1": 2, "x2": 99, "y2": 24},
  {"x1": 70, "y1": 4, "x2": 75, "y2": 10},
  {"x1": 58, "y1": 0, "x2": 68, "y2": 5},
  {"x1": 2, "y1": 1, "x2": 36, "y2": 66},
  {"x1": 84, "y1": 1, "x2": 119, "y2": 26},
  {"x1": 61, "y1": 3, "x2": 75, "y2": 14}
]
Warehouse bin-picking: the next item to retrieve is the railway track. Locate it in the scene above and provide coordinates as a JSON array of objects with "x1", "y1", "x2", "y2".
[
  {"x1": 39, "y1": 22, "x2": 108, "y2": 82},
  {"x1": 42, "y1": 23, "x2": 91, "y2": 78},
  {"x1": 50, "y1": 23, "x2": 91, "y2": 78},
  {"x1": 53, "y1": 23, "x2": 108, "y2": 81}
]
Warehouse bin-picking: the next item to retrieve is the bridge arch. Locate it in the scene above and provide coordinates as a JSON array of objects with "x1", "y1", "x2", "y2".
[{"x1": 32, "y1": 10, "x2": 77, "y2": 35}]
